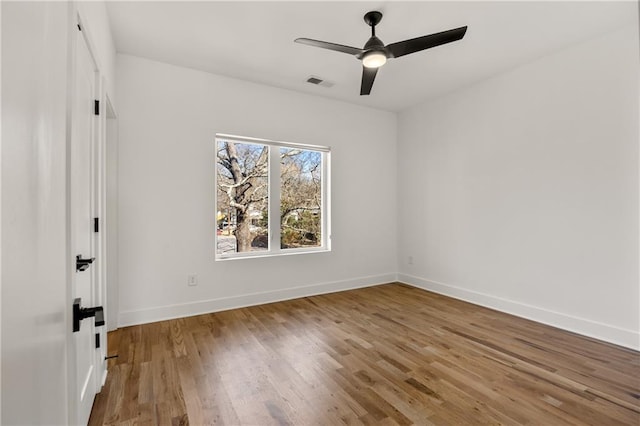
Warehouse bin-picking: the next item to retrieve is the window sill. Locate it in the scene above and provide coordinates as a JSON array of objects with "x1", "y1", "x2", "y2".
[{"x1": 215, "y1": 247, "x2": 330, "y2": 261}]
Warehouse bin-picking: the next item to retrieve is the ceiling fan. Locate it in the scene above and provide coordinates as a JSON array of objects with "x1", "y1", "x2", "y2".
[{"x1": 295, "y1": 11, "x2": 467, "y2": 96}]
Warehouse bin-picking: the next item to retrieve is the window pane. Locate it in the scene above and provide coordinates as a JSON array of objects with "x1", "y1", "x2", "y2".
[
  {"x1": 216, "y1": 140, "x2": 269, "y2": 254},
  {"x1": 280, "y1": 147, "x2": 322, "y2": 249}
]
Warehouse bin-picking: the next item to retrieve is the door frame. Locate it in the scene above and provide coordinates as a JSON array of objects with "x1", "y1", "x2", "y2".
[
  {"x1": 93, "y1": 86, "x2": 116, "y2": 388},
  {"x1": 104, "y1": 95, "x2": 119, "y2": 333},
  {"x1": 66, "y1": 8, "x2": 110, "y2": 424}
]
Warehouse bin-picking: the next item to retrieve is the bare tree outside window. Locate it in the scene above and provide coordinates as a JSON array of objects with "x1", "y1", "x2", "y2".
[
  {"x1": 280, "y1": 148, "x2": 322, "y2": 249},
  {"x1": 216, "y1": 141, "x2": 268, "y2": 253}
]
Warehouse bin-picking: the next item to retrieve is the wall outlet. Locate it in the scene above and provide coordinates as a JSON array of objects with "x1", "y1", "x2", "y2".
[
  {"x1": 187, "y1": 274, "x2": 198, "y2": 286},
  {"x1": 408, "y1": 256, "x2": 414, "y2": 265}
]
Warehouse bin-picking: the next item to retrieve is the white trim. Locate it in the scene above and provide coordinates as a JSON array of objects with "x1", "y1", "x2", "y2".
[
  {"x1": 268, "y1": 145, "x2": 280, "y2": 250},
  {"x1": 322, "y1": 150, "x2": 331, "y2": 251},
  {"x1": 118, "y1": 273, "x2": 396, "y2": 327},
  {"x1": 217, "y1": 245, "x2": 330, "y2": 261},
  {"x1": 104, "y1": 95, "x2": 119, "y2": 332},
  {"x1": 93, "y1": 75, "x2": 108, "y2": 394},
  {"x1": 0, "y1": 3, "x2": 3, "y2": 421},
  {"x1": 75, "y1": 12, "x2": 100, "y2": 75},
  {"x1": 100, "y1": 367, "x2": 108, "y2": 387},
  {"x1": 79, "y1": 365, "x2": 94, "y2": 403},
  {"x1": 398, "y1": 273, "x2": 640, "y2": 351},
  {"x1": 217, "y1": 133, "x2": 330, "y2": 152}
]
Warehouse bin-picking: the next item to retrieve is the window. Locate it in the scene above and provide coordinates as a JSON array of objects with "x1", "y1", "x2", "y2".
[{"x1": 215, "y1": 134, "x2": 330, "y2": 259}]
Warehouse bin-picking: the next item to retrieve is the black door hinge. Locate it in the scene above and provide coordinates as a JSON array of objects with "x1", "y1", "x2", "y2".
[
  {"x1": 94, "y1": 100, "x2": 100, "y2": 115},
  {"x1": 94, "y1": 217, "x2": 99, "y2": 233},
  {"x1": 77, "y1": 23, "x2": 82, "y2": 31},
  {"x1": 95, "y1": 333, "x2": 101, "y2": 349}
]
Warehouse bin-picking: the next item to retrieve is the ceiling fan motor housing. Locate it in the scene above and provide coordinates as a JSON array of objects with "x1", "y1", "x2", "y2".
[{"x1": 364, "y1": 36, "x2": 385, "y2": 51}]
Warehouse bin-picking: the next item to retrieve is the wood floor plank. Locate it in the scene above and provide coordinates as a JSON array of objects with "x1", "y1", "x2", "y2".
[{"x1": 90, "y1": 283, "x2": 640, "y2": 425}]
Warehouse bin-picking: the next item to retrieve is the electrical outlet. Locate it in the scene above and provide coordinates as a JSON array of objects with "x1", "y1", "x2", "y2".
[
  {"x1": 408, "y1": 256, "x2": 414, "y2": 265},
  {"x1": 187, "y1": 274, "x2": 198, "y2": 286}
]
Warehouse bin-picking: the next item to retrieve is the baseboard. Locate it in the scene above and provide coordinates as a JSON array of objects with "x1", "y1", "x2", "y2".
[
  {"x1": 398, "y1": 273, "x2": 640, "y2": 351},
  {"x1": 118, "y1": 273, "x2": 397, "y2": 327}
]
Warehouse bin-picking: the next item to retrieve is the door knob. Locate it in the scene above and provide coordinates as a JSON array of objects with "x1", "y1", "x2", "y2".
[
  {"x1": 76, "y1": 255, "x2": 95, "y2": 272},
  {"x1": 72, "y1": 298, "x2": 105, "y2": 332}
]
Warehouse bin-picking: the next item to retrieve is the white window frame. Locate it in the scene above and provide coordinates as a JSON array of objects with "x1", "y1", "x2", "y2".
[{"x1": 215, "y1": 133, "x2": 331, "y2": 260}]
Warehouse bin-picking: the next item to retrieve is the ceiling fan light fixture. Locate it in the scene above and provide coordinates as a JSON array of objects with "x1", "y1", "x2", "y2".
[{"x1": 362, "y1": 51, "x2": 387, "y2": 68}]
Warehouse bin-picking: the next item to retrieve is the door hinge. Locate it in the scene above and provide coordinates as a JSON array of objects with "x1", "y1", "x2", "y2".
[
  {"x1": 94, "y1": 217, "x2": 99, "y2": 233},
  {"x1": 95, "y1": 333, "x2": 101, "y2": 349},
  {"x1": 77, "y1": 23, "x2": 82, "y2": 31},
  {"x1": 94, "y1": 100, "x2": 100, "y2": 115}
]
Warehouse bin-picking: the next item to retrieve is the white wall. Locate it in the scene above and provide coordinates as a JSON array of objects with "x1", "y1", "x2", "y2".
[
  {"x1": 1, "y1": 1, "x2": 117, "y2": 423},
  {"x1": 397, "y1": 25, "x2": 640, "y2": 349},
  {"x1": 116, "y1": 54, "x2": 397, "y2": 325},
  {"x1": 1, "y1": 3, "x2": 71, "y2": 424}
]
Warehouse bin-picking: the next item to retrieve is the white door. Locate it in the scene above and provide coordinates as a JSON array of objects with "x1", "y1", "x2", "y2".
[{"x1": 70, "y1": 22, "x2": 100, "y2": 425}]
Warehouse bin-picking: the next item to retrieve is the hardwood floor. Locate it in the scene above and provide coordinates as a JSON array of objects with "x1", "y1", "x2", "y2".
[{"x1": 89, "y1": 283, "x2": 640, "y2": 425}]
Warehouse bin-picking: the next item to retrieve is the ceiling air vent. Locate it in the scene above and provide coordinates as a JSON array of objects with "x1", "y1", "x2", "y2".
[{"x1": 306, "y1": 75, "x2": 334, "y2": 88}]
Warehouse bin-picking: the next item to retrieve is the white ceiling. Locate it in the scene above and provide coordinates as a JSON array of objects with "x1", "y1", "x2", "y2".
[{"x1": 106, "y1": 1, "x2": 636, "y2": 112}]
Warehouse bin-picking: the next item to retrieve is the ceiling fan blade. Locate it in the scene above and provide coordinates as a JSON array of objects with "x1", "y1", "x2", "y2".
[
  {"x1": 387, "y1": 26, "x2": 467, "y2": 58},
  {"x1": 360, "y1": 66, "x2": 378, "y2": 96},
  {"x1": 294, "y1": 38, "x2": 363, "y2": 56}
]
